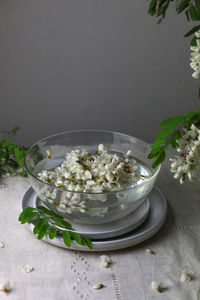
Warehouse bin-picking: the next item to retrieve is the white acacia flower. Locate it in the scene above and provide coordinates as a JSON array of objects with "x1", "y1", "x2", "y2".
[
  {"x1": 100, "y1": 255, "x2": 111, "y2": 268},
  {"x1": 0, "y1": 281, "x2": 10, "y2": 292},
  {"x1": 190, "y1": 30, "x2": 200, "y2": 79},
  {"x1": 0, "y1": 242, "x2": 5, "y2": 248},
  {"x1": 98, "y1": 144, "x2": 107, "y2": 153},
  {"x1": 22, "y1": 265, "x2": 34, "y2": 273},
  {"x1": 146, "y1": 249, "x2": 155, "y2": 254},
  {"x1": 151, "y1": 281, "x2": 161, "y2": 292},
  {"x1": 170, "y1": 124, "x2": 200, "y2": 183},
  {"x1": 92, "y1": 284, "x2": 104, "y2": 290},
  {"x1": 180, "y1": 269, "x2": 191, "y2": 282}
]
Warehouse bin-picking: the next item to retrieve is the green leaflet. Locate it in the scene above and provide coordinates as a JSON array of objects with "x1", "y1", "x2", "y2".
[
  {"x1": 148, "y1": 151, "x2": 160, "y2": 159},
  {"x1": 148, "y1": 0, "x2": 157, "y2": 15},
  {"x1": 37, "y1": 206, "x2": 72, "y2": 229},
  {"x1": 154, "y1": 127, "x2": 173, "y2": 139},
  {"x1": 63, "y1": 231, "x2": 72, "y2": 247},
  {"x1": 160, "y1": 115, "x2": 185, "y2": 127},
  {"x1": 152, "y1": 150, "x2": 166, "y2": 168},
  {"x1": 185, "y1": 10, "x2": 190, "y2": 21},
  {"x1": 195, "y1": 0, "x2": 200, "y2": 14},
  {"x1": 184, "y1": 25, "x2": 200, "y2": 37},
  {"x1": 70, "y1": 231, "x2": 82, "y2": 245},
  {"x1": 157, "y1": 17, "x2": 163, "y2": 24},
  {"x1": 49, "y1": 228, "x2": 58, "y2": 240},
  {"x1": 189, "y1": 5, "x2": 200, "y2": 20},
  {"x1": 191, "y1": 35, "x2": 198, "y2": 46},
  {"x1": 37, "y1": 223, "x2": 50, "y2": 240},
  {"x1": 151, "y1": 139, "x2": 165, "y2": 149},
  {"x1": 81, "y1": 237, "x2": 93, "y2": 250},
  {"x1": 18, "y1": 207, "x2": 39, "y2": 224},
  {"x1": 171, "y1": 130, "x2": 181, "y2": 148},
  {"x1": 177, "y1": 0, "x2": 190, "y2": 14},
  {"x1": 33, "y1": 218, "x2": 48, "y2": 234}
]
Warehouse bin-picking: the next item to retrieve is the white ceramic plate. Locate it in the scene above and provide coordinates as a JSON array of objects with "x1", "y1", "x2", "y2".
[{"x1": 21, "y1": 187, "x2": 167, "y2": 251}]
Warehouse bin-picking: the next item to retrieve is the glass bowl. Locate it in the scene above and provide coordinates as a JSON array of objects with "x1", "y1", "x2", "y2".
[{"x1": 25, "y1": 130, "x2": 160, "y2": 225}]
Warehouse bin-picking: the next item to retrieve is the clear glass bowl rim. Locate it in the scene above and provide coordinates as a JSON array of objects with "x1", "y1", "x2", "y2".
[{"x1": 25, "y1": 129, "x2": 161, "y2": 195}]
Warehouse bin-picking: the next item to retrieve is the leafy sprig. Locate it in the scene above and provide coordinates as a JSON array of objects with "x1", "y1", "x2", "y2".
[
  {"x1": 148, "y1": 107, "x2": 200, "y2": 168},
  {"x1": 148, "y1": 0, "x2": 200, "y2": 45},
  {"x1": 18, "y1": 206, "x2": 93, "y2": 250},
  {"x1": 0, "y1": 126, "x2": 28, "y2": 177}
]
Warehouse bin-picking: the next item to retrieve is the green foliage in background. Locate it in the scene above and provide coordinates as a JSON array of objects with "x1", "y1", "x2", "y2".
[
  {"x1": 148, "y1": 0, "x2": 200, "y2": 46},
  {"x1": 0, "y1": 126, "x2": 27, "y2": 177}
]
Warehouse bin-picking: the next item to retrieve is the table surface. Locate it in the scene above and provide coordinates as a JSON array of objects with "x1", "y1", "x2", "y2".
[{"x1": 0, "y1": 153, "x2": 200, "y2": 300}]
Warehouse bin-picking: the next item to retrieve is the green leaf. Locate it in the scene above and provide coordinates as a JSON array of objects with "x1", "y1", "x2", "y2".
[
  {"x1": 37, "y1": 223, "x2": 50, "y2": 240},
  {"x1": 171, "y1": 130, "x2": 181, "y2": 148},
  {"x1": 189, "y1": 5, "x2": 199, "y2": 20},
  {"x1": 33, "y1": 218, "x2": 48, "y2": 234},
  {"x1": 157, "y1": 17, "x2": 163, "y2": 24},
  {"x1": 63, "y1": 231, "x2": 72, "y2": 247},
  {"x1": 1, "y1": 140, "x2": 12, "y2": 148},
  {"x1": 184, "y1": 111, "x2": 197, "y2": 120},
  {"x1": 177, "y1": 0, "x2": 190, "y2": 13},
  {"x1": 158, "y1": 0, "x2": 167, "y2": 8},
  {"x1": 148, "y1": 151, "x2": 160, "y2": 159},
  {"x1": 154, "y1": 127, "x2": 173, "y2": 139},
  {"x1": 163, "y1": 141, "x2": 170, "y2": 151},
  {"x1": 37, "y1": 205, "x2": 56, "y2": 215},
  {"x1": 160, "y1": 115, "x2": 185, "y2": 127},
  {"x1": 162, "y1": 0, "x2": 170, "y2": 18},
  {"x1": 152, "y1": 150, "x2": 166, "y2": 168},
  {"x1": 82, "y1": 237, "x2": 93, "y2": 250},
  {"x1": 49, "y1": 228, "x2": 58, "y2": 240},
  {"x1": 195, "y1": 0, "x2": 200, "y2": 12},
  {"x1": 19, "y1": 207, "x2": 39, "y2": 224},
  {"x1": 52, "y1": 216, "x2": 73, "y2": 230},
  {"x1": 70, "y1": 231, "x2": 82, "y2": 245},
  {"x1": 19, "y1": 207, "x2": 34, "y2": 221},
  {"x1": 37, "y1": 206, "x2": 73, "y2": 229},
  {"x1": 151, "y1": 139, "x2": 165, "y2": 149},
  {"x1": 191, "y1": 36, "x2": 197, "y2": 46},
  {"x1": 149, "y1": 147, "x2": 162, "y2": 156},
  {"x1": 37, "y1": 206, "x2": 65, "y2": 220},
  {"x1": 148, "y1": 0, "x2": 157, "y2": 15},
  {"x1": 184, "y1": 25, "x2": 200, "y2": 37},
  {"x1": 185, "y1": 9, "x2": 190, "y2": 21}
]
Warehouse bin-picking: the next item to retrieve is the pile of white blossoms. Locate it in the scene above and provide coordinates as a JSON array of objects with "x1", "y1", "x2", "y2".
[
  {"x1": 170, "y1": 124, "x2": 200, "y2": 184},
  {"x1": 38, "y1": 144, "x2": 140, "y2": 215},
  {"x1": 38, "y1": 144, "x2": 140, "y2": 193},
  {"x1": 190, "y1": 30, "x2": 200, "y2": 79}
]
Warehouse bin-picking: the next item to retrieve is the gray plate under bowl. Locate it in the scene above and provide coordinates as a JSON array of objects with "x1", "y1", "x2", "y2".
[{"x1": 21, "y1": 186, "x2": 167, "y2": 251}]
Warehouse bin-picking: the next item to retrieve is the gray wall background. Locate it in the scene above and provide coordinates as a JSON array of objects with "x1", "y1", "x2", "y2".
[{"x1": 0, "y1": 0, "x2": 199, "y2": 146}]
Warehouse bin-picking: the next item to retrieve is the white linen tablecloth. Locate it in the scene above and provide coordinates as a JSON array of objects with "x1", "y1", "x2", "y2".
[{"x1": 0, "y1": 154, "x2": 200, "y2": 300}]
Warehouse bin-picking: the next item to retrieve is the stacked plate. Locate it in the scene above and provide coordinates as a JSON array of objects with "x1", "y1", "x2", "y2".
[{"x1": 21, "y1": 186, "x2": 167, "y2": 251}]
